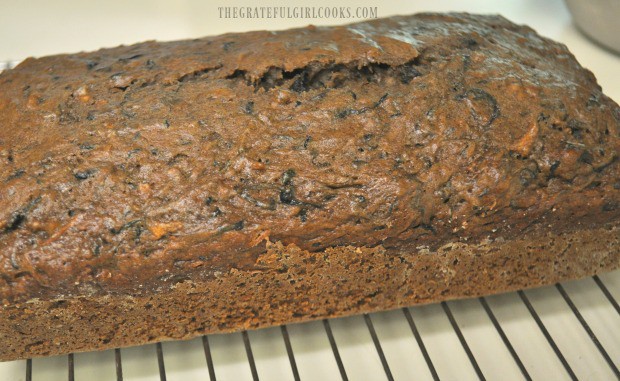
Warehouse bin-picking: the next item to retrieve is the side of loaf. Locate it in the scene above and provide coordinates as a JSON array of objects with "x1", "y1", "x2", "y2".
[{"x1": 0, "y1": 13, "x2": 618, "y2": 361}]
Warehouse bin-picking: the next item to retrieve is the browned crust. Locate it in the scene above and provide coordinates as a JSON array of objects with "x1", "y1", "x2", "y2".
[
  {"x1": 1, "y1": 12, "x2": 619, "y2": 362},
  {"x1": 1, "y1": 12, "x2": 619, "y2": 304},
  {"x1": 2, "y1": 223, "x2": 618, "y2": 361}
]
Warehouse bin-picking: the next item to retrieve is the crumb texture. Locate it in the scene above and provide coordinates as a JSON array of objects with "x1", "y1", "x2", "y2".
[{"x1": 1, "y1": 225, "x2": 618, "y2": 361}]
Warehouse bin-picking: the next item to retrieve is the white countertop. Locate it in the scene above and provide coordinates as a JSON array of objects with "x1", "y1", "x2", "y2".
[{"x1": 1, "y1": 0, "x2": 619, "y2": 101}]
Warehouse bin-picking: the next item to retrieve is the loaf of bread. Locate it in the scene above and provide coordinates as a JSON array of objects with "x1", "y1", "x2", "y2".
[{"x1": 1, "y1": 13, "x2": 618, "y2": 361}]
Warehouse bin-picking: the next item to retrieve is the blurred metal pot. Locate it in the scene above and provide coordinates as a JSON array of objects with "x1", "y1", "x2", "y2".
[{"x1": 565, "y1": 0, "x2": 620, "y2": 54}]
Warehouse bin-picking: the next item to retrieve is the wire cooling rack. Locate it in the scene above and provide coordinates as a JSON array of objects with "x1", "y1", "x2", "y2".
[{"x1": 1, "y1": 61, "x2": 619, "y2": 380}]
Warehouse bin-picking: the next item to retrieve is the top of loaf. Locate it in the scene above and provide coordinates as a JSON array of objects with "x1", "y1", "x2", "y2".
[{"x1": 1, "y1": 13, "x2": 619, "y2": 303}]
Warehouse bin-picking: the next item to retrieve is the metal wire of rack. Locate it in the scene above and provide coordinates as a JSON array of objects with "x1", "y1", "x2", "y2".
[{"x1": 1, "y1": 60, "x2": 619, "y2": 380}]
